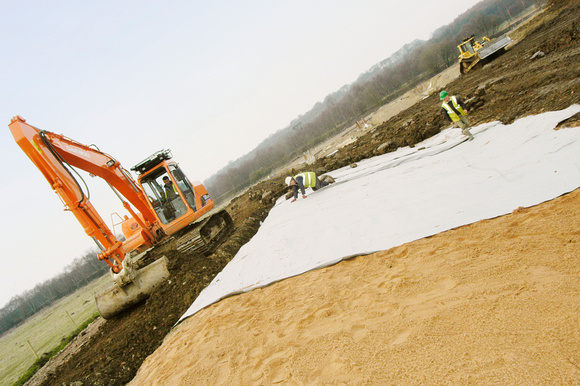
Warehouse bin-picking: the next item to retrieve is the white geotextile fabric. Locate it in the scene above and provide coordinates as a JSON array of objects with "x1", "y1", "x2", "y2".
[{"x1": 179, "y1": 105, "x2": 580, "y2": 323}]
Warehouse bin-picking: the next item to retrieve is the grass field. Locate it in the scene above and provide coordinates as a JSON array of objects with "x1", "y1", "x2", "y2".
[{"x1": 0, "y1": 275, "x2": 111, "y2": 386}]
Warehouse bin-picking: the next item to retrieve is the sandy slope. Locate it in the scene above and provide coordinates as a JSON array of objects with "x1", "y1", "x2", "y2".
[{"x1": 131, "y1": 187, "x2": 580, "y2": 384}]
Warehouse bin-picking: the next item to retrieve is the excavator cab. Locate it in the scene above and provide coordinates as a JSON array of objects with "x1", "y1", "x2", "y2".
[
  {"x1": 140, "y1": 167, "x2": 193, "y2": 224},
  {"x1": 119, "y1": 150, "x2": 215, "y2": 242}
]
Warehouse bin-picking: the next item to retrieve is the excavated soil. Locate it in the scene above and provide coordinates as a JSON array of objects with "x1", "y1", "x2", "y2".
[{"x1": 28, "y1": 2, "x2": 579, "y2": 385}]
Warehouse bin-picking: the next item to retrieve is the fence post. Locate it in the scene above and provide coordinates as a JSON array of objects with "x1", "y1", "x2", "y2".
[
  {"x1": 26, "y1": 340, "x2": 39, "y2": 360},
  {"x1": 66, "y1": 310, "x2": 78, "y2": 329}
]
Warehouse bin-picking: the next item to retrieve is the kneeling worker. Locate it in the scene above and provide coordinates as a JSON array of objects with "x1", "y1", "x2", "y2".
[
  {"x1": 285, "y1": 172, "x2": 335, "y2": 203},
  {"x1": 440, "y1": 90, "x2": 474, "y2": 141}
]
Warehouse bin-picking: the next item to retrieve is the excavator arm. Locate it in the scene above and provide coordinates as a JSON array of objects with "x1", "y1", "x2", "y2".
[{"x1": 9, "y1": 116, "x2": 159, "y2": 272}]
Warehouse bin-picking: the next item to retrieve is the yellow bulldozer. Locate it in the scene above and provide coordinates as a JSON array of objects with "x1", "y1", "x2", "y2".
[{"x1": 458, "y1": 35, "x2": 512, "y2": 74}]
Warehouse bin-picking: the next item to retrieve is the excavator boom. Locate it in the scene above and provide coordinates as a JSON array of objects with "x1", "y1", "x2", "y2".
[{"x1": 8, "y1": 116, "x2": 156, "y2": 270}]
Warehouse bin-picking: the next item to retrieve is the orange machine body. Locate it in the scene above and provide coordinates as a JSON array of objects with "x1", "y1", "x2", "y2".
[
  {"x1": 121, "y1": 155, "x2": 216, "y2": 252},
  {"x1": 9, "y1": 116, "x2": 214, "y2": 272}
]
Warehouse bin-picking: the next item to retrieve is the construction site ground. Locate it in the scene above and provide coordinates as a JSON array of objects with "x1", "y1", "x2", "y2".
[{"x1": 27, "y1": 2, "x2": 579, "y2": 385}]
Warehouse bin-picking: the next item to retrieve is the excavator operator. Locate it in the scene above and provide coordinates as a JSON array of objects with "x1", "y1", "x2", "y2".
[
  {"x1": 163, "y1": 176, "x2": 178, "y2": 201},
  {"x1": 162, "y1": 176, "x2": 179, "y2": 220}
]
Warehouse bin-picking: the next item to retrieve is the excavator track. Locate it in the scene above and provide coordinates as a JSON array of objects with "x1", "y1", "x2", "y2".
[{"x1": 175, "y1": 210, "x2": 234, "y2": 255}]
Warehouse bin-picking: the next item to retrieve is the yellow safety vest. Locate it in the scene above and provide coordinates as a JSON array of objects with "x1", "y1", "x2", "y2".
[
  {"x1": 293, "y1": 172, "x2": 317, "y2": 188},
  {"x1": 442, "y1": 96, "x2": 467, "y2": 122},
  {"x1": 164, "y1": 184, "x2": 178, "y2": 199}
]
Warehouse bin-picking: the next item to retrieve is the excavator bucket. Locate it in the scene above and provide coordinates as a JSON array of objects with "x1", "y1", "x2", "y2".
[{"x1": 95, "y1": 257, "x2": 170, "y2": 319}]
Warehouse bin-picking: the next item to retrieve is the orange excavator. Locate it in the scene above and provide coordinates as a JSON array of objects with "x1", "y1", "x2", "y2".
[{"x1": 9, "y1": 116, "x2": 233, "y2": 318}]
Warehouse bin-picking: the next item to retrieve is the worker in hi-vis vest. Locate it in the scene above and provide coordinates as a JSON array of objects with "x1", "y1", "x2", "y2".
[
  {"x1": 162, "y1": 176, "x2": 179, "y2": 201},
  {"x1": 285, "y1": 172, "x2": 335, "y2": 202},
  {"x1": 162, "y1": 175, "x2": 179, "y2": 221},
  {"x1": 440, "y1": 90, "x2": 474, "y2": 141}
]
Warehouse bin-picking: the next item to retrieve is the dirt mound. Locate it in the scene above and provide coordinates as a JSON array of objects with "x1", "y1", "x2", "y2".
[{"x1": 27, "y1": 2, "x2": 580, "y2": 384}]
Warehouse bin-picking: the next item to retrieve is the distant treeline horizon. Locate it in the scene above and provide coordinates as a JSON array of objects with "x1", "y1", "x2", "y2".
[{"x1": 0, "y1": 250, "x2": 108, "y2": 335}]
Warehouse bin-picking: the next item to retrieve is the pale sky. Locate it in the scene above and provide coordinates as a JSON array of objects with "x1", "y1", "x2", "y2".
[{"x1": 0, "y1": 0, "x2": 481, "y2": 309}]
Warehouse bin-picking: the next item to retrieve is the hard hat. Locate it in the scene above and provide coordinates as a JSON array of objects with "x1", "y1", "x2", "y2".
[
  {"x1": 285, "y1": 176, "x2": 292, "y2": 186},
  {"x1": 440, "y1": 91, "x2": 448, "y2": 100}
]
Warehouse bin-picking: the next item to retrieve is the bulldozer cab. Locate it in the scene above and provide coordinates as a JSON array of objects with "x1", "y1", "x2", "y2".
[
  {"x1": 458, "y1": 36, "x2": 477, "y2": 59},
  {"x1": 458, "y1": 36, "x2": 491, "y2": 59}
]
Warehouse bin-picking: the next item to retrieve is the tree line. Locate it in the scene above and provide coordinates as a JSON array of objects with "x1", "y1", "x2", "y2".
[
  {"x1": 205, "y1": 0, "x2": 543, "y2": 202},
  {"x1": 0, "y1": 249, "x2": 109, "y2": 335}
]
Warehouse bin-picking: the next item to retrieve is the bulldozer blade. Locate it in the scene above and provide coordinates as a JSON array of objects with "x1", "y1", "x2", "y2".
[
  {"x1": 95, "y1": 257, "x2": 170, "y2": 319},
  {"x1": 478, "y1": 35, "x2": 512, "y2": 60}
]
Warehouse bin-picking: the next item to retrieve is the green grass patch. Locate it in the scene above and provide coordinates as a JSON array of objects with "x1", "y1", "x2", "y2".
[
  {"x1": 11, "y1": 313, "x2": 100, "y2": 386},
  {"x1": 0, "y1": 275, "x2": 111, "y2": 386}
]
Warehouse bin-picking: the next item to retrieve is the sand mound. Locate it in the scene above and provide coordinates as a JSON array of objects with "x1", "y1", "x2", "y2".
[{"x1": 130, "y1": 188, "x2": 580, "y2": 384}]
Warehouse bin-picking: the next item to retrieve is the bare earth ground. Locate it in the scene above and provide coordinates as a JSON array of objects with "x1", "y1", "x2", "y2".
[{"x1": 28, "y1": 2, "x2": 579, "y2": 385}]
